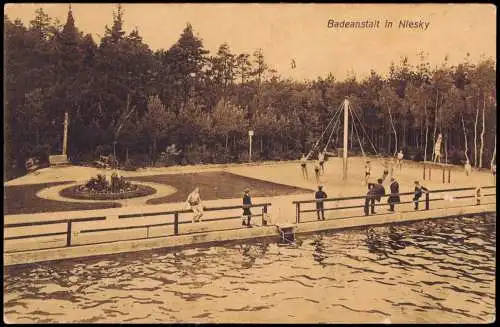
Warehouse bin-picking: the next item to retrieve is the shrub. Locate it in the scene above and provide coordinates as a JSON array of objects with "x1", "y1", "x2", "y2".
[
  {"x1": 84, "y1": 174, "x2": 109, "y2": 192},
  {"x1": 82, "y1": 173, "x2": 136, "y2": 194},
  {"x1": 32, "y1": 144, "x2": 51, "y2": 166},
  {"x1": 184, "y1": 144, "x2": 212, "y2": 165},
  {"x1": 127, "y1": 153, "x2": 150, "y2": 168},
  {"x1": 94, "y1": 144, "x2": 113, "y2": 158},
  {"x1": 447, "y1": 148, "x2": 465, "y2": 165},
  {"x1": 110, "y1": 173, "x2": 133, "y2": 193}
]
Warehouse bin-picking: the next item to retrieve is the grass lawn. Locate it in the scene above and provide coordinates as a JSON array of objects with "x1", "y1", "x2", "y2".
[
  {"x1": 4, "y1": 181, "x2": 121, "y2": 215},
  {"x1": 130, "y1": 171, "x2": 313, "y2": 204},
  {"x1": 4, "y1": 172, "x2": 312, "y2": 215}
]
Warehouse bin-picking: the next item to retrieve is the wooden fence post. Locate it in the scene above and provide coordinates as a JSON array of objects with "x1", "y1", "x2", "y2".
[
  {"x1": 174, "y1": 212, "x2": 179, "y2": 235},
  {"x1": 66, "y1": 221, "x2": 72, "y2": 247}
]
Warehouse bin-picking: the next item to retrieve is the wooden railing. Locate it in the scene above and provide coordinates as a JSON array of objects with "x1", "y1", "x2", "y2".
[
  {"x1": 292, "y1": 185, "x2": 496, "y2": 223},
  {"x1": 4, "y1": 203, "x2": 271, "y2": 252},
  {"x1": 4, "y1": 184, "x2": 496, "y2": 254}
]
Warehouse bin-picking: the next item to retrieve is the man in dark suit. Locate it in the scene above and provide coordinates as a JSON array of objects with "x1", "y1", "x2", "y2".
[
  {"x1": 413, "y1": 181, "x2": 429, "y2": 210},
  {"x1": 315, "y1": 185, "x2": 328, "y2": 220},
  {"x1": 364, "y1": 183, "x2": 377, "y2": 215},
  {"x1": 387, "y1": 177, "x2": 400, "y2": 212},
  {"x1": 242, "y1": 188, "x2": 252, "y2": 227},
  {"x1": 372, "y1": 178, "x2": 386, "y2": 214}
]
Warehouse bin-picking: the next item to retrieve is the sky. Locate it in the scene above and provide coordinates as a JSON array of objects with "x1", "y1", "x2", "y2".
[{"x1": 4, "y1": 3, "x2": 496, "y2": 81}]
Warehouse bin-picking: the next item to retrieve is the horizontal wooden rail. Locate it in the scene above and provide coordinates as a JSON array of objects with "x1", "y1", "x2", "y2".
[
  {"x1": 119, "y1": 203, "x2": 271, "y2": 219},
  {"x1": 293, "y1": 185, "x2": 496, "y2": 223},
  {"x1": 4, "y1": 203, "x2": 272, "y2": 252},
  {"x1": 4, "y1": 216, "x2": 106, "y2": 228},
  {"x1": 292, "y1": 186, "x2": 496, "y2": 205},
  {"x1": 5, "y1": 231, "x2": 68, "y2": 241}
]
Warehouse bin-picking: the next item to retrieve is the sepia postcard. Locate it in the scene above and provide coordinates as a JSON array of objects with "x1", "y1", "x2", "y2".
[{"x1": 3, "y1": 3, "x2": 496, "y2": 324}]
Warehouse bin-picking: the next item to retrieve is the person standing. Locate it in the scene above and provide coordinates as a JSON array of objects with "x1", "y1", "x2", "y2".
[
  {"x1": 300, "y1": 153, "x2": 308, "y2": 179},
  {"x1": 242, "y1": 188, "x2": 253, "y2": 227},
  {"x1": 372, "y1": 178, "x2": 386, "y2": 214},
  {"x1": 389, "y1": 158, "x2": 395, "y2": 180},
  {"x1": 364, "y1": 160, "x2": 372, "y2": 185},
  {"x1": 318, "y1": 151, "x2": 326, "y2": 175},
  {"x1": 433, "y1": 134, "x2": 443, "y2": 163},
  {"x1": 314, "y1": 160, "x2": 321, "y2": 183},
  {"x1": 475, "y1": 186, "x2": 482, "y2": 205},
  {"x1": 396, "y1": 150, "x2": 404, "y2": 170},
  {"x1": 315, "y1": 185, "x2": 328, "y2": 220},
  {"x1": 381, "y1": 158, "x2": 390, "y2": 182},
  {"x1": 464, "y1": 159, "x2": 472, "y2": 176},
  {"x1": 387, "y1": 177, "x2": 400, "y2": 212},
  {"x1": 364, "y1": 183, "x2": 376, "y2": 216},
  {"x1": 491, "y1": 164, "x2": 496, "y2": 185},
  {"x1": 186, "y1": 187, "x2": 204, "y2": 222},
  {"x1": 413, "y1": 181, "x2": 429, "y2": 210}
]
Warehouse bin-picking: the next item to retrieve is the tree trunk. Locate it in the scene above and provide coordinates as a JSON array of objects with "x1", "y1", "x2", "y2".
[
  {"x1": 225, "y1": 134, "x2": 228, "y2": 150},
  {"x1": 461, "y1": 115, "x2": 469, "y2": 162},
  {"x1": 432, "y1": 91, "x2": 439, "y2": 160},
  {"x1": 491, "y1": 136, "x2": 496, "y2": 168},
  {"x1": 387, "y1": 104, "x2": 398, "y2": 156},
  {"x1": 152, "y1": 139, "x2": 157, "y2": 165},
  {"x1": 479, "y1": 94, "x2": 486, "y2": 168},
  {"x1": 424, "y1": 99, "x2": 428, "y2": 161},
  {"x1": 473, "y1": 91, "x2": 479, "y2": 167},
  {"x1": 444, "y1": 133, "x2": 448, "y2": 164},
  {"x1": 419, "y1": 116, "x2": 423, "y2": 149},
  {"x1": 403, "y1": 123, "x2": 406, "y2": 150}
]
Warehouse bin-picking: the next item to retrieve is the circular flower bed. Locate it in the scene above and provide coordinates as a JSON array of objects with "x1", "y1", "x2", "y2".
[{"x1": 59, "y1": 173, "x2": 157, "y2": 200}]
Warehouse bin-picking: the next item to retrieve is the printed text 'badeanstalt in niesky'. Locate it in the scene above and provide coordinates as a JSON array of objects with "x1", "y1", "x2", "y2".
[{"x1": 327, "y1": 19, "x2": 430, "y2": 30}]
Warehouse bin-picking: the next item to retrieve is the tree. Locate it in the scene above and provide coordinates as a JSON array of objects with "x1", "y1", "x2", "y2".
[
  {"x1": 236, "y1": 53, "x2": 252, "y2": 84},
  {"x1": 377, "y1": 85, "x2": 401, "y2": 155},
  {"x1": 141, "y1": 95, "x2": 176, "y2": 163},
  {"x1": 212, "y1": 99, "x2": 247, "y2": 151},
  {"x1": 164, "y1": 23, "x2": 209, "y2": 111}
]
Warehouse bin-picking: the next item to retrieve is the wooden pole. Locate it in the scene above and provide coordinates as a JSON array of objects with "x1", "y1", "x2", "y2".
[{"x1": 343, "y1": 99, "x2": 349, "y2": 180}]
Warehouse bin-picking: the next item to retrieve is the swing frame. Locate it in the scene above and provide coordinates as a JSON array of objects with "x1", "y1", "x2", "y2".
[{"x1": 422, "y1": 161, "x2": 453, "y2": 184}]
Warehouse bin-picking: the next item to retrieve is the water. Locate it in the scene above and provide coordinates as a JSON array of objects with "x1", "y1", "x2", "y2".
[{"x1": 4, "y1": 214, "x2": 496, "y2": 323}]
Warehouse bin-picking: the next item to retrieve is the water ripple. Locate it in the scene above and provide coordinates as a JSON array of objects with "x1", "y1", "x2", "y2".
[{"x1": 3, "y1": 214, "x2": 495, "y2": 323}]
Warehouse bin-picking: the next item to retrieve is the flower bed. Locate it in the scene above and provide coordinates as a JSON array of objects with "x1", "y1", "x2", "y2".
[{"x1": 59, "y1": 173, "x2": 156, "y2": 200}]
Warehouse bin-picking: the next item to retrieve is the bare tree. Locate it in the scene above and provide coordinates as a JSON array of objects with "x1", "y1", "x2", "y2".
[
  {"x1": 479, "y1": 94, "x2": 486, "y2": 168},
  {"x1": 473, "y1": 90, "x2": 479, "y2": 167},
  {"x1": 461, "y1": 115, "x2": 469, "y2": 162},
  {"x1": 491, "y1": 136, "x2": 496, "y2": 169}
]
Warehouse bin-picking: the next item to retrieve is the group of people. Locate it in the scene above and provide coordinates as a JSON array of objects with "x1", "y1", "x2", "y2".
[
  {"x1": 185, "y1": 186, "x2": 255, "y2": 227},
  {"x1": 363, "y1": 178, "x2": 428, "y2": 216},
  {"x1": 300, "y1": 151, "x2": 326, "y2": 182},
  {"x1": 313, "y1": 177, "x2": 429, "y2": 220},
  {"x1": 301, "y1": 150, "x2": 405, "y2": 185}
]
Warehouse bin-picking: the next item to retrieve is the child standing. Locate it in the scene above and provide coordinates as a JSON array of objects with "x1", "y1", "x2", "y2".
[{"x1": 242, "y1": 188, "x2": 253, "y2": 227}]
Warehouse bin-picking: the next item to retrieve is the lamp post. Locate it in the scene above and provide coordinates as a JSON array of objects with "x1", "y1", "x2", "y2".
[{"x1": 248, "y1": 130, "x2": 254, "y2": 162}]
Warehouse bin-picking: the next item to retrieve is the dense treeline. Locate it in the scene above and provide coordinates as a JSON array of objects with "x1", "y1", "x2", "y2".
[{"x1": 4, "y1": 6, "x2": 497, "y2": 178}]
